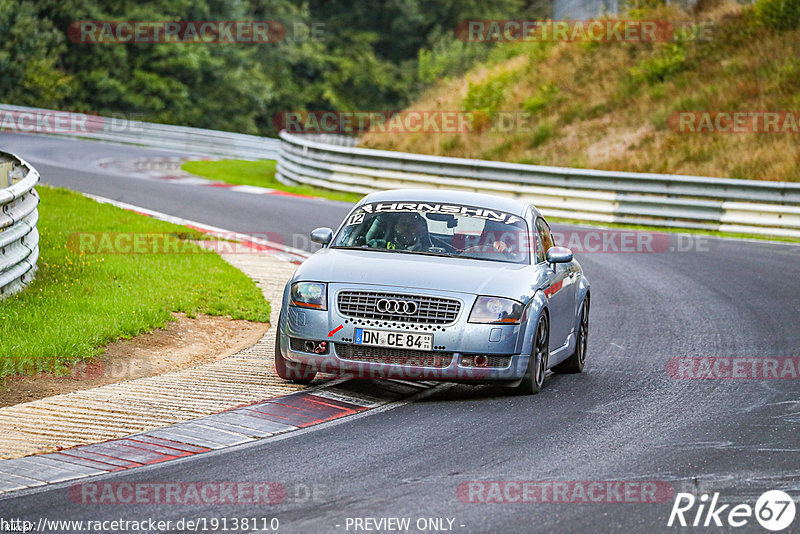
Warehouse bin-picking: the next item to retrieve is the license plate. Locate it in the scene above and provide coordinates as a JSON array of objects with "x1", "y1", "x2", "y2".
[{"x1": 354, "y1": 328, "x2": 433, "y2": 351}]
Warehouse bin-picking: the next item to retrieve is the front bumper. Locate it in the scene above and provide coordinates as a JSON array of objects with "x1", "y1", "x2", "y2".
[{"x1": 279, "y1": 283, "x2": 534, "y2": 382}]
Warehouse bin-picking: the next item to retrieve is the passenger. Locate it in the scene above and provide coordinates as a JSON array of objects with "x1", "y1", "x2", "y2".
[{"x1": 463, "y1": 220, "x2": 519, "y2": 258}]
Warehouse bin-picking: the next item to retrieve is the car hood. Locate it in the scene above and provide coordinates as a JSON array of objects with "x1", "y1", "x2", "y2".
[{"x1": 292, "y1": 248, "x2": 539, "y2": 298}]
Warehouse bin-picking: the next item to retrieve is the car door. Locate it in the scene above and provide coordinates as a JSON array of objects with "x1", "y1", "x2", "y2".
[{"x1": 535, "y1": 217, "x2": 574, "y2": 351}]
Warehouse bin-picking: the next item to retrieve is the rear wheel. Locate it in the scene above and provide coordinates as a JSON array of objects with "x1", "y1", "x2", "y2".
[
  {"x1": 518, "y1": 314, "x2": 549, "y2": 395},
  {"x1": 552, "y1": 298, "x2": 589, "y2": 374},
  {"x1": 274, "y1": 330, "x2": 317, "y2": 383}
]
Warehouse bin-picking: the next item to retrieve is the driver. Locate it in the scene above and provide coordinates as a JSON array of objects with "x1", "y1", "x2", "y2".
[
  {"x1": 365, "y1": 213, "x2": 432, "y2": 251},
  {"x1": 391, "y1": 214, "x2": 431, "y2": 251}
]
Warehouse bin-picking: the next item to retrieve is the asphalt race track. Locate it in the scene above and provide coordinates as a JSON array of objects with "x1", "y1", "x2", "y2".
[{"x1": 1, "y1": 133, "x2": 799, "y2": 533}]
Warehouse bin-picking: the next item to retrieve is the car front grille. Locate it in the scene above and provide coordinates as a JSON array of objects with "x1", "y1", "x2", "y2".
[
  {"x1": 336, "y1": 344, "x2": 453, "y2": 368},
  {"x1": 337, "y1": 291, "x2": 460, "y2": 324}
]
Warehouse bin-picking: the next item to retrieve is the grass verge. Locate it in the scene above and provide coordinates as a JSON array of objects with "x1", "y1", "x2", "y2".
[
  {"x1": 181, "y1": 159, "x2": 364, "y2": 203},
  {"x1": 0, "y1": 185, "x2": 270, "y2": 380}
]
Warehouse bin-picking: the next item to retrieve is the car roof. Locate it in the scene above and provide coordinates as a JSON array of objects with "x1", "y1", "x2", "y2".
[{"x1": 359, "y1": 189, "x2": 536, "y2": 218}]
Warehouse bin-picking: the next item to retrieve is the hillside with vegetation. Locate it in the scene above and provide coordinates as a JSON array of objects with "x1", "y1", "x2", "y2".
[{"x1": 361, "y1": 0, "x2": 800, "y2": 181}]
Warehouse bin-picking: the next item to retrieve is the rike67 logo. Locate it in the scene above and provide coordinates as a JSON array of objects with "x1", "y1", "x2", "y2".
[{"x1": 668, "y1": 490, "x2": 796, "y2": 531}]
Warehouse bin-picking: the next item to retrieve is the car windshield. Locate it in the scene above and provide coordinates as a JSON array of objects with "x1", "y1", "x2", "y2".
[{"x1": 331, "y1": 202, "x2": 530, "y2": 264}]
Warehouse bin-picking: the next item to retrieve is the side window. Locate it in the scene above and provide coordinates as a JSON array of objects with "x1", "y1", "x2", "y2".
[
  {"x1": 535, "y1": 218, "x2": 554, "y2": 262},
  {"x1": 534, "y1": 229, "x2": 545, "y2": 263}
]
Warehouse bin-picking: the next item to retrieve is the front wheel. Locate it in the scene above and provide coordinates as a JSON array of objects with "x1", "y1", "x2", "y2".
[
  {"x1": 274, "y1": 330, "x2": 317, "y2": 383},
  {"x1": 552, "y1": 298, "x2": 589, "y2": 374},
  {"x1": 518, "y1": 314, "x2": 549, "y2": 395}
]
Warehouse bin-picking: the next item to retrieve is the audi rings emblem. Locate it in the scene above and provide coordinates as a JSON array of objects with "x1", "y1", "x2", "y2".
[{"x1": 376, "y1": 298, "x2": 418, "y2": 315}]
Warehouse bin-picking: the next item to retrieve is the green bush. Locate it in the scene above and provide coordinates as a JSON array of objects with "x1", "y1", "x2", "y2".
[
  {"x1": 528, "y1": 122, "x2": 554, "y2": 148},
  {"x1": 439, "y1": 136, "x2": 462, "y2": 152},
  {"x1": 754, "y1": 0, "x2": 800, "y2": 30},
  {"x1": 462, "y1": 73, "x2": 512, "y2": 118},
  {"x1": 629, "y1": 43, "x2": 687, "y2": 84},
  {"x1": 560, "y1": 103, "x2": 587, "y2": 125},
  {"x1": 523, "y1": 83, "x2": 561, "y2": 114},
  {"x1": 481, "y1": 139, "x2": 514, "y2": 160}
]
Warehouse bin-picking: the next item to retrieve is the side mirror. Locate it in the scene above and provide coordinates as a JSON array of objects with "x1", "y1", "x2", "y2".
[
  {"x1": 310, "y1": 227, "x2": 333, "y2": 246},
  {"x1": 546, "y1": 246, "x2": 573, "y2": 264}
]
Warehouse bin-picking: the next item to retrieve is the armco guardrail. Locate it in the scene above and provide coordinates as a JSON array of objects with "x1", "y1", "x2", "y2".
[
  {"x1": 0, "y1": 104, "x2": 280, "y2": 160},
  {"x1": 0, "y1": 152, "x2": 39, "y2": 298},
  {"x1": 276, "y1": 131, "x2": 800, "y2": 238}
]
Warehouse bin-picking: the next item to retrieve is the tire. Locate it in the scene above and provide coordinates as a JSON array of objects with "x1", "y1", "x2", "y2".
[
  {"x1": 552, "y1": 298, "x2": 589, "y2": 374},
  {"x1": 518, "y1": 314, "x2": 549, "y2": 395},
  {"x1": 274, "y1": 330, "x2": 317, "y2": 383}
]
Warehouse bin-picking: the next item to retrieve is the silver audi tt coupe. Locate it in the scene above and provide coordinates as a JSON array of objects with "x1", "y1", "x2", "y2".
[{"x1": 276, "y1": 189, "x2": 590, "y2": 394}]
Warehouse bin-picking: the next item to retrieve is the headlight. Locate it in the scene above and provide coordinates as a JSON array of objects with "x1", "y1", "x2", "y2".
[
  {"x1": 290, "y1": 282, "x2": 327, "y2": 310},
  {"x1": 468, "y1": 296, "x2": 524, "y2": 324}
]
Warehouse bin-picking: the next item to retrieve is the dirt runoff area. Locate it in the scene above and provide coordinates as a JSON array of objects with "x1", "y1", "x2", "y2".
[{"x1": 0, "y1": 313, "x2": 268, "y2": 407}]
